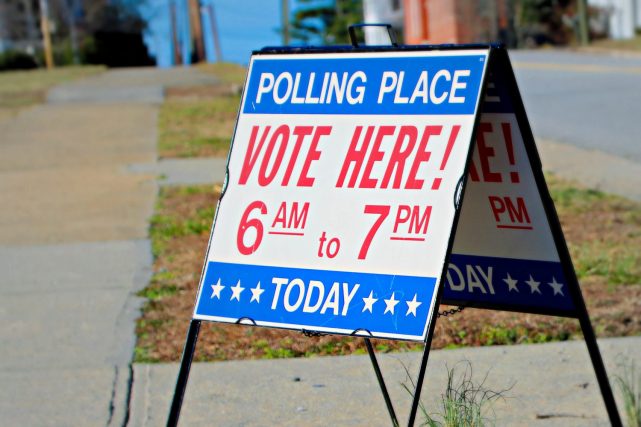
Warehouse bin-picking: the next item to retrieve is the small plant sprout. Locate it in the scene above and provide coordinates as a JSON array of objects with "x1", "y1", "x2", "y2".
[
  {"x1": 613, "y1": 355, "x2": 641, "y2": 427},
  {"x1": 402, "y1": 360, "x2": 512, "y2": 427}
]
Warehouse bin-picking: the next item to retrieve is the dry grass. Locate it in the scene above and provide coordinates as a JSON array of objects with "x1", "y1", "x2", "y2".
[
  {"x1": 590, "y1": 35, "x2": 641, "y2": 52},
  {"x1": 0, "y1": 65, "x2": 104, "y2": 111},
  {"x1": 197, "y1": 62, "x2": 247, "y2": 85},
  {"x1": 158, "y1": 63, "x2": 246, "y2": 158},
  {"x1": 158, "y1": 94, "x2": 239, "y2": 158}
]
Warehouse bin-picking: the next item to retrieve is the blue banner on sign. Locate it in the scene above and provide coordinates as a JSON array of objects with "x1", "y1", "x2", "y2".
[
  {"x1": 444, "y1": 254, "x2": 575, "y2": 313},
  {"x1": 243, "y1": 55, "x2": 486, "y2": 115},
  {"x1": 194, "y1": 261, "x2": 436, "y2": 338}
]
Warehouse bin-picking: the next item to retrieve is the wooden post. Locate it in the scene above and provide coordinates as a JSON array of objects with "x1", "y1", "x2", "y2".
[
  {"x1": 39, "y1": 0, "x2": 54, "y2": 69},
  {"x1": 170, "y1": 1, "x2": 182, "y2": 65},
  {"x1": 207, "y1": 4, "x2": 223, "y2": 63},
  {"x1": 576, "y1": 0, "x2": 589, "y2": 46},
  {"x1": 281, "y1": 0, "x2": 290, "y2": 45},
  {"x1": 188, "y1": 0, "x2": 205, "y2": 62}
]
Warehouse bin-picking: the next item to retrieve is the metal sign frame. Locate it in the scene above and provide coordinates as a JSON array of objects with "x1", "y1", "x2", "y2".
[{"x1": 166, "y1": 41, "x2": 622, "y2": 427}]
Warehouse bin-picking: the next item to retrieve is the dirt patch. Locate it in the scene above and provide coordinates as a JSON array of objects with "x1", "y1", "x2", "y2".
[{"x1": 135, "y1": 180, "x2": 641, "y2": 362}]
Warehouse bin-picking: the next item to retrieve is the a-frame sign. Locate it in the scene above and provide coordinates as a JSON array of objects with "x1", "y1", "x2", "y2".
[{"x1": 167, "y1": 39, "x2": 622, "y2": 426}]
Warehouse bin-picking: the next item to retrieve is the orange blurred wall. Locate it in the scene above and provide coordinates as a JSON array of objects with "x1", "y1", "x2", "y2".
[{"x1": 404, "y1": 0, "x2": 509, "y2": 45}]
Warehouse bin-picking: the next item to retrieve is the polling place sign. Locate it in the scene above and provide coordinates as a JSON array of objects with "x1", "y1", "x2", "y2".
[
  {"x1": 192, "y1": 50, "x2": 489, "y2": 340},
  {"x1": 173, "y1": 46, "x2": 621, "y2": 427}
]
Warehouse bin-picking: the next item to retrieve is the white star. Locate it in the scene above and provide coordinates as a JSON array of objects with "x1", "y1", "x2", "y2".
[
  {"x1": 503, "y1": 273, "x2": 519, "y2": 292},
  {"x1": 230, "y1": 280, "x2": 245, "y2": 301},
  {"x1": 384, "y1": 293, "x2": 399, "y2": 315},
  {"x1": 525, "y1": 275, "x2": 541, "y2": 294},
  {"x1": 548, "y1": 277, "x2": 564, "y2": 296},
  {"x1": 362, "y1": 291, "x2": 378, "y2": 313},
  {"x1": 405, "y1": 294, "x2": 422, "y2": 317},
  {"x1": 250, "y1": 281, "x2": 265, "y2": 303},
  {"x1": 211, "y1": 279, "x2": 225, "y2": 299}
]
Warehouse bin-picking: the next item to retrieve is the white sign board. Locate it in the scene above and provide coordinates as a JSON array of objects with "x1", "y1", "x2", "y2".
[{"x1": 193, "y1": 50, "x2": 489, "y2": 340}]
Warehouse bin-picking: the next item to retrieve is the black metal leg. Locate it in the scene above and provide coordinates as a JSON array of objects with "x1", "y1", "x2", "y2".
[
  {"x1": 406, "y1": 343, "x2": 431, "y2": 427},
  {"x1": 365, "y1": 338, "x2": 399, "y2": 427},
  {"x1": 167, "y1": 319, "x2": 201, "y2": 427},
  {"x1": 578, "y1": 314, "x2": 623, "y2": 426}
]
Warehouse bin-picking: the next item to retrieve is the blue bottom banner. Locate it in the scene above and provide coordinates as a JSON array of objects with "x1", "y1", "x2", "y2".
[
  {"x1": 194, "y1": 261, "x2": 437, "y2": 340},
  {"x1": 444, "y1": 254, "x2": 576, "y2": 314}
]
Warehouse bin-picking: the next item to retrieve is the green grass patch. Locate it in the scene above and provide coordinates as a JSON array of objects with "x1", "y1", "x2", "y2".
[
  {"x1": 547, "y1": 174, "x2": 641, "y2": 286},
  {"x1": 479, "y1": 325, "x2": 571, "y2": 346},
  {"x1": 159, "y1": 62, "x2": 246, "y2": 158},
  {"x1": 149, "y1": 185, "x2": 216, "y2": 257},
  {"x1": 547, "y1": 175, "x2": 608, "y2": 213},
  {"x1": 138, "y1": 270, "x2": 178, "y2": 301},
  {"x1": 571, "y1": 242, "x2": 641, "y2": 286},
  {"x1": 134, "y1": 318, "x2": 170, "y2": 363},
  {"x1": 158, "y1": 96, "x2": 239, "y2": 158}
]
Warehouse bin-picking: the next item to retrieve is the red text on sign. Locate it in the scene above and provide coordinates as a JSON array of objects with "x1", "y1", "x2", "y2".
[
  {"x1": 270, "y1": 201, "x2": 309, "y2": 236},
  {"x1": 237, "y1": 201, "x2": 267, "y2": 255},
  {"x1": 358, "y1": 204, "x2": 432, "y2": 259},
  {"x1": 237, "y1": 200, "x2": 309, "y2": 255},
  {"x1": 468, "y1": 122, "x2": 520, "y2": 184},
  {"x1": 239, "y1": 125, "x2": 332, "y2": 187},
  {"x1": 317, "y1": 231, "x2": 341, "y2": 258},
  {"x1": 392, "y1": 205, "x2": 432, "y2": 239},
  {"x1": 358, "y1": 205, "x2": 390, "y2": 259},
  {"x1": 488, "y1": 196, "x2": 532, "y2": 230},
  {"x1": 335, "y1": 125, "x2": 461, "y2": 190}
]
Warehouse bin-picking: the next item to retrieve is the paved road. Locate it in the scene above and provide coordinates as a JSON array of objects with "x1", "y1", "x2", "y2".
[{"x1": 509, "y1": 49, "x2": 641, "y2": 163}]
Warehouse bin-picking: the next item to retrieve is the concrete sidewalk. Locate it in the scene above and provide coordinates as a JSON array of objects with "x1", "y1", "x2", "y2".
[
  {"x1": 131, "y1": 336, "x2": 640, "y2": 426},
  {"x1": 0, "y1": 67, "x2": 217, "y2": 426}
]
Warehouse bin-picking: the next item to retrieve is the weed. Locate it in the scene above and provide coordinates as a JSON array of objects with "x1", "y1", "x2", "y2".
[
  {"x1": 377, "y1": 343, "x2": 391, "y2": 352},
  {"x1": 402, "y1": 360, "x2": 511, "y2": 426},
  {"x1": 480, "y1": 326, "x2": 520, "y2": 346},
  {"x1": 133, "y1": 346, "x2": 156, "y2": 363},
  {"x1": 138, "y1": 282, "x2": 178, "y2": 300},
  {"x1": 478, "y1": 325, "x2": 572, "y2": 347},
  {"x1": 148, "y1": 190, "x2": 215, "y2": 250},
  {"x1": 263, "y1": 347, "x2": 295, "y2": 359},
  {"x1": 613, "y1": 356, "x2": 641, "y2": 427},
  {"x1": 253, "y1": 339, "x2": 269, "y2": 350}
]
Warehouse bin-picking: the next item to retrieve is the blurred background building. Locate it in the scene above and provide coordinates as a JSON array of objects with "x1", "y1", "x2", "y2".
[{"x1": 1, "y1": 0, "x2": 641, "y2": 70}]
